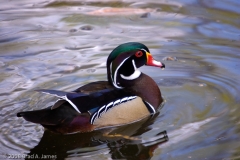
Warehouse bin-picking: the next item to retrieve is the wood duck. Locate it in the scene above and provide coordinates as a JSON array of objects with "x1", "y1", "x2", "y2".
[{"x1": 17, "y1": 42, "x2": 165, "y2": 133}]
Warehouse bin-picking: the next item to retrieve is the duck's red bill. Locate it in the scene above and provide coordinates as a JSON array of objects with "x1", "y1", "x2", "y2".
[{"x1": 146, "y1": 52, "x2": 165, "y2": 68}]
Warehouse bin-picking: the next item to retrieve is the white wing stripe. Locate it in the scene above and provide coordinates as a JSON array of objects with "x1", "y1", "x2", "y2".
[{"x1": 64, "y1": 96, "x2": 81, "y2": 113}]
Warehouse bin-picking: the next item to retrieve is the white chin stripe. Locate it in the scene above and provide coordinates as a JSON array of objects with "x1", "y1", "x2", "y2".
[
  {"x1": 120, "y1": 70, "x2": 141, "y2": 80},
  {"x1": 120, "y1": 59, "x2": 141, "y2": 80}
]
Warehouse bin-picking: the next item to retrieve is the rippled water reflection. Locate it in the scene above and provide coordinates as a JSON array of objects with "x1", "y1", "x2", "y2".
[{"x1": 1, "y1": 0, "x2": 240, "y2": 159}]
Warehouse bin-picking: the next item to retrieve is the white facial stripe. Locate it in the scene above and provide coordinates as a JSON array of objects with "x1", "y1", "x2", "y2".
[
  {"x1": 110, "y1": 62, "x2": 121, "y2": 88},
  {"x1": 140, "y1": 48, "x2": 148, "y2": 53},
  {"x1": 110, "y1": 62, "x2": 118, "y2": 88},
  {"x1": 112, "y1": 57, "x2": 130, "y2": 89},
  {"x1": 120, "y1": 60, "x2": 141, "y2": 80},
  {"x1": 132, "y1": 59, "x2": 137, "y2": 70},
  {"x1": 110, "y1": 62, "x2": 121, "y2": 89}
]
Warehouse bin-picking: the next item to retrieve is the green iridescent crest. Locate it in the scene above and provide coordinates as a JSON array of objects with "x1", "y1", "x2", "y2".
[{"x1": 107, "y1": 42, "x2": 149, "y2": 63}]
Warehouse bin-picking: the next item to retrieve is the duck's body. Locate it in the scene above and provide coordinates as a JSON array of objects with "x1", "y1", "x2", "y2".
[{"x1": 17, "y1": 42, "x2": 165, "y2": 133}]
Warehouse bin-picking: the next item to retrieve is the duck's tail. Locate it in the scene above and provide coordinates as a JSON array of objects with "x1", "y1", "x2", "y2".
[
  {"x1": 17, "y1": 107, "x2": 56, "y2": 125},
  {"x1": 17, "y1": 106, "x2": 93, "y2": 133}
]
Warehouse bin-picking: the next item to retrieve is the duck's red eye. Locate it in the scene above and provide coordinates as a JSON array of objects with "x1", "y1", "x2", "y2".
[{"x1": 135, "y1": 51, "x2": 143, "y2": 57}]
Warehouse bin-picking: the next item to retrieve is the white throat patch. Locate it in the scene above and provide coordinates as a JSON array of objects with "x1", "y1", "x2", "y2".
[{"x1": 120, "y1": 59, "x2": 141, "y2": 80}]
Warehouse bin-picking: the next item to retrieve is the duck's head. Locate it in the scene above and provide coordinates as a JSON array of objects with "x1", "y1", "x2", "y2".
[{"x1": 107, "y1": 42, "x2": 165, "y2": 89}]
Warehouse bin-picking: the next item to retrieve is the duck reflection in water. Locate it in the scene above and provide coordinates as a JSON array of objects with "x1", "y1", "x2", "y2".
[{"x1": 27, "y1": 113, "x2": 168, "y2": 160}]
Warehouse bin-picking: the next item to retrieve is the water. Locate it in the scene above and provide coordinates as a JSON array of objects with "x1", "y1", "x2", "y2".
[{"x1": 0, "y1": 0, "x2": 240, "y2": 159}]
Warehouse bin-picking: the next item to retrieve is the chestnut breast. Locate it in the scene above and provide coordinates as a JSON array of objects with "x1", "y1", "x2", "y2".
[{"x1": 120, "y1": 73, "x2": 162, "y2": 109}]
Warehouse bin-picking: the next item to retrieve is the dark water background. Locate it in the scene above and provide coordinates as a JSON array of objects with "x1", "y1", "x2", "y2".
[{"x1": 0, "y1": 0, "x2": 240, "y2": 159}]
